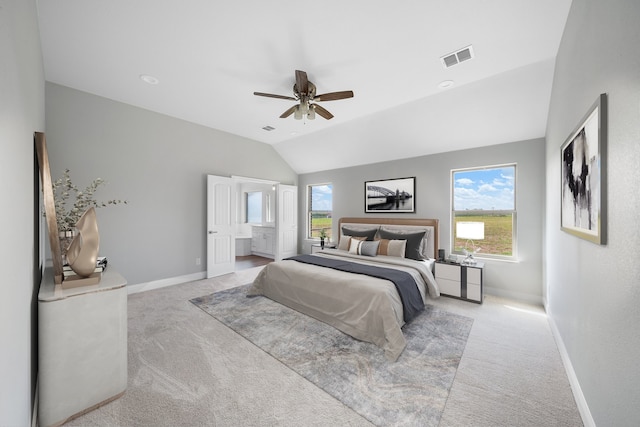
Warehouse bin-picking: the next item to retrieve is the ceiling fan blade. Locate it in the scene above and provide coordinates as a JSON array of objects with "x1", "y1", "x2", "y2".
[
  {"x1": 313, "y1": 104, "x2": 334, "y2": 120},
  {"x1": 314, "y1": 90, "x2": 354, "y2": 102},
  {"x1": 295, "y1": 70, "x2": 309, "y2": 95},
  {"x1": 254, "y1": 92, "x2": 296, "y2": 101},
  {"x1": 279, "y1": 105, "x2": 297, "y2": 118}
]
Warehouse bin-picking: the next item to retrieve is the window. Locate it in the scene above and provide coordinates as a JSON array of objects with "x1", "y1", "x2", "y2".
[
  {"x1": 451, "y1": 164, "x2": 516, "y2": 259},
  {"x1": 246, "y1": 191, "x2": 262, "y2": 224},
  {"x1": 308, "y1": 184, "x2": 333, "y2": 240}
]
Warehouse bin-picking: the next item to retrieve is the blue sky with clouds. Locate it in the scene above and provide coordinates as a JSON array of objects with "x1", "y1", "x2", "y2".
[
  {"x1": 311, "y1": 184, "x2": 332, "y2": 211},
  {"x1": 454, "y1": 166, "x2": 515, "y2": 211}
]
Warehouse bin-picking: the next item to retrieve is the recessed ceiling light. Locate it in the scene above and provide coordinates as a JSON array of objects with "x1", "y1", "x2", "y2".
[
  {"x1": 438, "y1": 80, "x2": 454, "y2": 89},
  {"x1": 139, "y1": 74, "x2": 159, "y2": 85}
]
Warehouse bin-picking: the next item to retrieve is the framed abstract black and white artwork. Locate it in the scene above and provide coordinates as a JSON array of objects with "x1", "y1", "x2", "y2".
[
  {"x1": 560, "y1": 93, "x2": 607, "y2": 244},
  {"x1": 365, "y1": 177, "x2": 415, "y2": 213}
]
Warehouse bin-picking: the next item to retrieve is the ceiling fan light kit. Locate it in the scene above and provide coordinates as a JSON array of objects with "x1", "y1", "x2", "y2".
[{"x1": 254, "y1": 70, "x2": 353, "y2": 121}]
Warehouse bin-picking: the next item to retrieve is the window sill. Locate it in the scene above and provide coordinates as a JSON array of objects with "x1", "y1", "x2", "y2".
[{"x1": 452, "y1": 253, "x2": 519, "y2": 264}]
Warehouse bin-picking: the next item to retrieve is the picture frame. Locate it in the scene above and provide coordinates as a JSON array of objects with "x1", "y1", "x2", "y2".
[
  {"x1": 560, "y1": 93, "x2": 607, "y2": 244},
  {"x1": 365, "y1": 177, "x2": 415, "y2": 213},
  {"x1": 35, "y1": 132, "x2": 65, "y2": 284}
]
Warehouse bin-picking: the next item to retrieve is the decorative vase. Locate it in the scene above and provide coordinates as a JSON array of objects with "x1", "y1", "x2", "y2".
[
  {"x1": 320, "y1": 237, "x2": 325, "y2": 249},
  {"x1": 59, "y1": 229, "x2": 77, "y2": 265},
  {"x1": 66, "y1": 206, "x2": 100, "y2": 277}
]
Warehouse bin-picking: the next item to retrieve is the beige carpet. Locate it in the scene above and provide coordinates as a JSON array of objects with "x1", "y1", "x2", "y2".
[
  {"x1": 66, "y1": 266, "x2": 583, "y2": 426},
  {"x1": 191, "y1": 285, "x2": 473, "y2": 426}
]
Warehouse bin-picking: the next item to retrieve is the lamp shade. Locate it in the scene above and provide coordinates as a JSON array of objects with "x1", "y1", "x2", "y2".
[{"x1": 456, "y1": 222, "x2": 484, "y2": 240}]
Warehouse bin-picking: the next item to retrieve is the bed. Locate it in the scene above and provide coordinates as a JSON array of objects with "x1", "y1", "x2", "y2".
[{"x1": 247, "y1": 217, "x2": 441, "y2": 361}]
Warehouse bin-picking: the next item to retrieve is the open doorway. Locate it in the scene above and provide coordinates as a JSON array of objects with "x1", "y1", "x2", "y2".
[
  {"x1": 234, "y1": 178, "x2": 276, "y2": 271},
  {"x1": 207, "y1": 175, "x2": 297, "y2": 278}
]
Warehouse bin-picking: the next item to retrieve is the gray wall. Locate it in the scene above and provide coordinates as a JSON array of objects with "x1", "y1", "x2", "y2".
[
  {"x1": 0, "y1": 1, "x2": 45, "y2": 425},
  {"x1": 299, "y1": 138, "x2": 545, "y2": 301},
  {"x1": 545, "y1": 0, "x2": 640, "y2": 425},
  {"x1": 45, "y1": 83, "x2": 297, "y2": 285}
]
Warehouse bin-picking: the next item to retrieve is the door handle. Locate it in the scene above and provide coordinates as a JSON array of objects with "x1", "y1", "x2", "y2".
[{"x1": 208, "y1": 231, "x2": 217, "y2": 234}]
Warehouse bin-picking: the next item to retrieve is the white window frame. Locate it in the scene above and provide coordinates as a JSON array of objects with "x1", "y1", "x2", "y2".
[
  {"x1": 451, "y1": 163, "x2": 517, "y2": 261},
  {"x1": 307, "y1": 183, "x2": 333, "y2": 240}
]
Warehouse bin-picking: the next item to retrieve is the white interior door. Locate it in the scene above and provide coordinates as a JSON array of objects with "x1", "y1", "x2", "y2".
[
  {"x1": 207, "y1": 175, "x2": 236, "y2": 278},
  {"x1": 275, "y1": 184, "x2": 298, "y2": 260}
]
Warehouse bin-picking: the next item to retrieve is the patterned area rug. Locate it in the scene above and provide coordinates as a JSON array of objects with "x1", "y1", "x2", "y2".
[{"x1": 191, "y1": 285, "x2": 473, "y2": 427}]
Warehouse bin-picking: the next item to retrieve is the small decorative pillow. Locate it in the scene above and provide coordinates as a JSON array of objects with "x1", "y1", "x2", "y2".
[
  {"x1": 348, "y1": 238, "x2": 360, "y2": 254},
  {"x1": 338, "y1": 236, "x2": 351, "y2": 251},
  {"x1": 338, "y1": 235, "x2": 366, "y2": 251},
  {"x1": 378, "y1": 229, "x2": 426, "y2": 260},
  {"x1": 349, "y1": 239, "x2": 380, "y2": 257},
  {"x1": 377, "y1": 239, "x2": 407, "y2": 258},
  {"x1": 341, "y1": 226, "x2": 378, "y2": 241}
]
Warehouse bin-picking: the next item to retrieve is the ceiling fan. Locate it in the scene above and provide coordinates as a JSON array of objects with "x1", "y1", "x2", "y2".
[{"x1": 254, "y1": 70, "x2": 354, "y2": 120}]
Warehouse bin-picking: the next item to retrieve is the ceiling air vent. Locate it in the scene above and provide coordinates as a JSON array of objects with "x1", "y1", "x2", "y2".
[
  {"x1": 440, "y1": 45, "x2": 474, "y2": 68},
  {"x1": 262, "y1": 125, "x2": 275, "y2": 131}
]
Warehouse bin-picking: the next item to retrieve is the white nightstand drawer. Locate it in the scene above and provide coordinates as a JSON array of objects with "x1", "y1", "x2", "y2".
[
  {"x1": 467, "y1": 283, "x2": 482, "y2": 302},
  {"x1": 438, "y1": 278, "x2": 461, "y2": 297},
  {"x1": 467, "y1": 267, "x2": 482, "y2": 285},
  {"x1": 435, "y1": 263, "x2": 460, "y2": 281}
]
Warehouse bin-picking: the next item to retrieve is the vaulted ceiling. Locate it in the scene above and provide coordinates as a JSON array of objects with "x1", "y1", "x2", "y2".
[{"x1": 37, "y1": 0, "x2": 572, "y2": 174}]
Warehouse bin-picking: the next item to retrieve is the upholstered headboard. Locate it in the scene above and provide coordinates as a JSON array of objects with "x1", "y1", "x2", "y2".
[{"x1": 337, "y1": 217, "x2": 439, "y2": 259}]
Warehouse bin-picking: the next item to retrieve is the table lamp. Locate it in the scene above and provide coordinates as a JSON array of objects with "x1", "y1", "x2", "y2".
[{"x1": 456, "y1": 221, "x2": 484, "y2": 265}]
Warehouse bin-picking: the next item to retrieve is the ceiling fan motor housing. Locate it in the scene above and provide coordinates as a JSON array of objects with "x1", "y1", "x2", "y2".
[{"x1": 254, "y1": 70, "x2": 353, "y2": 120}]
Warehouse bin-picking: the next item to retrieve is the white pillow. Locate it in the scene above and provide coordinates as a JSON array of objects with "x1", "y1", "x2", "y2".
[
  {"x1": 339, "y1": 235, "x2": 366, "y2": 251},
  {"x1": 338, "y1": 236, "x2": 352, "y2": 251},
  {"x1": 349, "y1": 238, "x2": 361, "y2": 254}
]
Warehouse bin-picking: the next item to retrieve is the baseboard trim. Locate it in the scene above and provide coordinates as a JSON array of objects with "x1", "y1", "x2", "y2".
[
  {"x1": 127, "y1": 271, "x2": 206, "y2": 295},
  {"x1": 484, "y1": 286, "x2": 543, "y2": 305},
  {"x1": 547, "y1": 314, "x2": 595, "y2": 427}
]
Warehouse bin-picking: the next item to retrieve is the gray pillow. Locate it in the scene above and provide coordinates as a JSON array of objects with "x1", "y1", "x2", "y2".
[
  {"x1": 378, "y1": 229, "x2": 426, "y2": 260},
  {"x1": 341, "y1": 226, "x2": 378, "y2": 241},
  {"x1": 348, "y1": 239, "x2": 380, "y2": 257},
  {"x1": 359, "y1": 240, "x2": 380, "y2": 257}
]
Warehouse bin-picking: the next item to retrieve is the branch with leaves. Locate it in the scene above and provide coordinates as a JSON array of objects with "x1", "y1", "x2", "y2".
[{"x1": 49, "y1": 169, "x2": 127, "y2": 232}]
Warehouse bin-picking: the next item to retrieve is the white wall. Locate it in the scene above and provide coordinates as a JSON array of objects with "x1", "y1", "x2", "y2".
[
  {"x1": 45, "y1": 83, "x2": 297, "y2": 285},
  {"x1": 0, "y1": 1, "x2": 45, "y2": 425},
  {"x1": 299, "y1": 138, "x2": 545, "y2": 302},
  {"x1": 545, "y1": 0, "x2": 640, "y2": 425}
]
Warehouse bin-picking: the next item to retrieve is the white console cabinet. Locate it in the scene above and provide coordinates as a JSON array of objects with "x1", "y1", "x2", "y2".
[
  {"x1": 251, "y1": 226, "x2": 275, "y2": 258},
  {"x1": 38, "y1": 266, "x2": 127, "y2": 426},
  {"x1": 434, "y1": 261, "x2": 484, "y2": 303}
]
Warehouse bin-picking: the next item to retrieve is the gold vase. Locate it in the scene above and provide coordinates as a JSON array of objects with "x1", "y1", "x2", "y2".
[{"x1": 58, "y1": 229, "x2": 76, "y2": 265}]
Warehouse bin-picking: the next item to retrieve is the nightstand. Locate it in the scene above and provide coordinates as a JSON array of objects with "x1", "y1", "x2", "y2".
[
  {"x1": 311, "y1": 242, "x2": 337, "y2": 253},
  {"x1": 434, "y1": 261, "x2": 484, "y2": 303}
]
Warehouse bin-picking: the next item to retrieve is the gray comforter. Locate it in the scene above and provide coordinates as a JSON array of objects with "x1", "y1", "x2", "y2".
[{"x1": 247, "y1": 250, "x2": 440, "y2": 361}]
